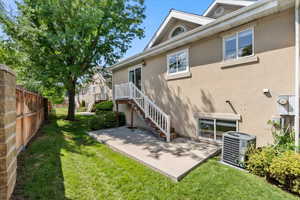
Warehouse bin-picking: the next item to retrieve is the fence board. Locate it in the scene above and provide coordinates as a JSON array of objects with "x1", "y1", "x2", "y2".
[{"x1": 15, "y1": 87, "x2": 48, "y2": 153}]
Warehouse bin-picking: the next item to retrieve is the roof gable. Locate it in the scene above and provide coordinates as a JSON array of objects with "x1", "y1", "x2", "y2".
[
  {"x1": 145, "y1": 10, "x2": 214, "y2": 50},
  {"x1": 204, "y1": 0, "x2": 257, "y2": 18}
]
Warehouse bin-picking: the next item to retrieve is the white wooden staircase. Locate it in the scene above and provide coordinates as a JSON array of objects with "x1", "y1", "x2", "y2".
[{"x1": 114, "y1": 82, "x2": 175, "y2": 142}]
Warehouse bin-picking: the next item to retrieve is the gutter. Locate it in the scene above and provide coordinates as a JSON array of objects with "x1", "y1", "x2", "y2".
[
  {"x1": 295, "y1": 0, "x2": 300, "y2": 152},
  {"x1": 110, "y1": 0, "x2": 285, "y2": 71}
]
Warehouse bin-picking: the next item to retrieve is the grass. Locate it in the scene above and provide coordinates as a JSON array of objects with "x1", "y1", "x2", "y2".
[{"x1": 12, "y1": 108, "x2": 299, "y2": 200}]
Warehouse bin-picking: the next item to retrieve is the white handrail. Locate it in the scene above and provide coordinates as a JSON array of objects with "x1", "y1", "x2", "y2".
[{"x1": 114, "y1": 82, "x2": 171, "y2": 142}]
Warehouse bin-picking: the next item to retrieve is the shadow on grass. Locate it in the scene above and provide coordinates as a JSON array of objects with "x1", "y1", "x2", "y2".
[
  {"x1": 12, "y1": 109, "x2": 96, "y2": 200},
  {"x1": 11, "y1": 109, "x2": 299, "y2": 200}
]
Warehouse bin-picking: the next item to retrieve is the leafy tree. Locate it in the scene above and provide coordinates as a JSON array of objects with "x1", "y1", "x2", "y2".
[
  {"x1": 0, "y1": 2, "x2": 3, "y2": 14},
  {"x1": 0, "y1": 39, "x2": 65, "y2": 103},
  {"x1": 0, "y1": 0, "x2": 145, "y2": 120}
]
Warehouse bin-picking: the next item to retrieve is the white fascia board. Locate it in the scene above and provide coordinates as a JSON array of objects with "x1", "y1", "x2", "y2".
[
  {"x1": 110, "y1": 0, "x2": 288, "y2": 71},
  {"x1": 203, "y1": 0, "x2": 256, "y2": 16},
  {"x1": 172, "y1": 10, "x2": 215, "y2": 25},
  {"x1": 145, "y1": 10, "x2": 214, "y2": 50}
]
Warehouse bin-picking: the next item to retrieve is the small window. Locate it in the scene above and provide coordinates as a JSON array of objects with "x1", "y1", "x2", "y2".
[
  {"x1": 224, "y1": 28, "x2": 254, "y2": 61},
  {"x1": 199, "y1": 118, "x2": 237, "y2": 141},
  {"x1": 170, "y1": 26, "x2": 186, "y2": 38},
  {"x1": 167, "y1": 49, "x2": 189, "y2": 75}
]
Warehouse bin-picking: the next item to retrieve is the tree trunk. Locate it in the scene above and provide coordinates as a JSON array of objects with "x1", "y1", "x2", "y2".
[{"x1": 67, "y1": 81, "x2": 76, "y2": 121}]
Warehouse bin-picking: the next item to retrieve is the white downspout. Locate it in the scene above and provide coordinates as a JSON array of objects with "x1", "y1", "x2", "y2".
[{"x1": 295, "y1": 0, "x2": 300, "y2": 152}]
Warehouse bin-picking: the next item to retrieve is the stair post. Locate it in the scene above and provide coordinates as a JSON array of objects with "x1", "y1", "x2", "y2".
[
  {"x1": 166, "y1": 115, "x2": 171, "y2": 142},
  {"x1": 129, "y1": 82, "x2": 132, "y2": 99},
  {"x1": 144, "y1": 97, "x2": 149, "y2": 118}
]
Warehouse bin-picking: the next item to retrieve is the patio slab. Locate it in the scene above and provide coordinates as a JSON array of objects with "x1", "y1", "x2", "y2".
[{"x1": 88, "y1": 127, "x2": 221, "y2": 181}]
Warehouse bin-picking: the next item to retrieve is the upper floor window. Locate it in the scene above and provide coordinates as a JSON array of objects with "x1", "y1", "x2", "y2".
[
  {"x1": 170, "y1": 26, "x2": 186, "y2": 38},
  {"x1": 167, "y1": 49, "x2": 189, "y2": 75},
  {"x1": 223, "y1": 28, "x2": 254, "y2": 61}
]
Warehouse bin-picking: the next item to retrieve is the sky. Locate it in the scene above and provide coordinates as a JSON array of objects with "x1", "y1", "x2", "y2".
[
  {"x1": 1, "y1": 0, "x2": 214, "y2": 59},
  {"x1": 125, "y1": 0, "x2": 213, "y2": 59}
]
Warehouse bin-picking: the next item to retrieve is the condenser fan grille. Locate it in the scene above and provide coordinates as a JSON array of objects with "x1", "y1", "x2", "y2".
[{"x1": 222, "y1": 136, "x2": 240, "y2": 166}]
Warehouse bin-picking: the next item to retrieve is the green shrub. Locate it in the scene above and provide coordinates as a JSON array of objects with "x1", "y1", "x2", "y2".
[
  {"x1": 268, "y1": 120, "x2": 295, "y2": 151},
  {"x1": 246, "y1": 147, "x2": 278, "y2": 177},
  {"x1": 95, "y1": 101, "x2": 113, "y2": 112},
  {"x1": 89, "y1": 115, "x2": 106, "y2": 130},
  {"x1": 103, "y1": 111, "x2": 118, "y2": 128},
  {"x1": 89, "y1": 111, "x2": 125, "y2": 130},
  {"x1": 95, "y1": 110, "x2": 106, "y2": 115},
  {"x1": 269, "y1": 151, "x2": 300, "y2": 195}
]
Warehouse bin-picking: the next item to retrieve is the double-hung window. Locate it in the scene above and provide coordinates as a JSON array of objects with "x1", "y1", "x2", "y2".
[
  {"x1": 224, "y1": 28, "x2": 254, "y2": 61},
  {"x1": 167, "y1": 49, "x2": 189, "y2": 75}
]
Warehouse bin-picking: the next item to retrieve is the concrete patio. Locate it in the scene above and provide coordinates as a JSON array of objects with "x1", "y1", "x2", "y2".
[{"x1": 88, "y1": 127, "x2": 221, "y2": 181}]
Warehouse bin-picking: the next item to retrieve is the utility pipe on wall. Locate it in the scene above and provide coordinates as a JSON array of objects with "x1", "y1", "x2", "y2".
[{"x1": 295, "y1": 0, "x2": 300, "y2": 152}]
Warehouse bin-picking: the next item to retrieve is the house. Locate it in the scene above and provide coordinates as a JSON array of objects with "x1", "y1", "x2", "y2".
[
  {"x1": 109, "y1": 0, "x2": 298, "y2": 146},
  {"x1": 76, "y1": 70, "x2": 112, "y2": 110}
]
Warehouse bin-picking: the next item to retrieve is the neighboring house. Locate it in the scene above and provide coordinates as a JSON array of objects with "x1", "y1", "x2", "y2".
[
  {"x1": 110, "y1": 0, "x2": 297, "y2": 146},
  {"x1": 77, "y1": 71, "x2": 112, "y2": 110}
]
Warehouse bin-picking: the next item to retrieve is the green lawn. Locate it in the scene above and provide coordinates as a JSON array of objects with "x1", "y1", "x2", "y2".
[{"x1": 13, "y1": 108, "x2": 299, "y2": 200}]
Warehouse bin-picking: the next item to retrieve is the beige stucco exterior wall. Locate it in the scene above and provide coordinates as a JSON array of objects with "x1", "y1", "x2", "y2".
[{"x1": 113, "y1": 8, "x2": 295, "y2": 146}]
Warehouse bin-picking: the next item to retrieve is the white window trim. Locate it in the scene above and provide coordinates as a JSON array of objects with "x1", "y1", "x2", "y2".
[
  {"x1": 197, "y1": 117, "x2": 239, "y2": 143},
  {"x1": 167, "y1": 48, "x2": 190, "y2": 76},
  {"x1": 128, "y1": 64, "x2": 143, "y2": 89},
  {"x1": 223, "y1": 27, "x2": 254, "y2": 61},
  {"x1": 168, "y1": 25, "x2": 187, "y2": 39}
]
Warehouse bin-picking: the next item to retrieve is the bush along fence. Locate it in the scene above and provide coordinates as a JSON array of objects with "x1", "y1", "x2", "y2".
[{"x1": 0, "y1": 64, "x2": 50, "y2": 200}]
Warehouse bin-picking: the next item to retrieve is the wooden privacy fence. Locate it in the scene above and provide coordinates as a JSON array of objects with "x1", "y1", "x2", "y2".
[
  {"x1": 15, "y1": 87, "x2": 48, "y2": 153},
  {"x1": 0, "y1": 65, "x2": 50, "y2": 200}
]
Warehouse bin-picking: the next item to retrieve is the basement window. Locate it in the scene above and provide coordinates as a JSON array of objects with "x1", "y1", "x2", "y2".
[{"x1": 199, "y1": 118, "x2": 238, "y2": 141}]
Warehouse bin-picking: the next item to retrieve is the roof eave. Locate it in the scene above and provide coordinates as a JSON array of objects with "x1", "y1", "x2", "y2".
[{"x1": 110, "y1": 0, "x2": 291, "y2": 72}]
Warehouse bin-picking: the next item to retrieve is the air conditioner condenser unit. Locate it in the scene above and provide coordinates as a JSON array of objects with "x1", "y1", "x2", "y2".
[{"x1": 222, "y1": 131, "x2": 256, "y2": 168}]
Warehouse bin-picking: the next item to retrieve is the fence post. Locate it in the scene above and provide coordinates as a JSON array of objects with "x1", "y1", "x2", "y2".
[
  {"x1": 43, "y1": 98, "x2": 49, "y2": 121},
  {"x1": 0, "y1": 65, "x2": 17, "y2": 200}
]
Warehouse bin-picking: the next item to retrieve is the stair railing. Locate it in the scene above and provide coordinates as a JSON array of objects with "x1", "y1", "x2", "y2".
[{"x1": 115, "y1": 82, "x2": 171, "y2": 142}]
